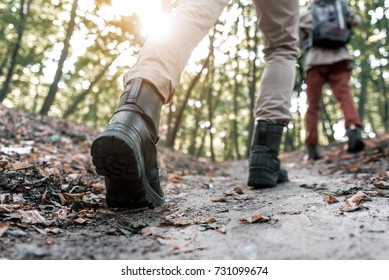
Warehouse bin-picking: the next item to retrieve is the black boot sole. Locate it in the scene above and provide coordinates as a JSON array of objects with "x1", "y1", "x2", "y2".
[{"x1": 91, "y1": 123, "x2": 164, "y2": 209}]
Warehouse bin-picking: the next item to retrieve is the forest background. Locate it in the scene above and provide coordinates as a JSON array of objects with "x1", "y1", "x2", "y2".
[{"x1": 0, "y1": 0, "x2": 388, "y2": 162}]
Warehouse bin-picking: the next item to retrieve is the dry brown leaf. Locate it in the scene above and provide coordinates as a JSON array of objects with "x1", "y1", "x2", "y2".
[
  {"x1": 193, "y1": 217, "x2": 217, "y2": 224},
  {"x1": 63, "y1": 167, "x2": 75, "y2": 174},
  {"x1": 240, "y1": 215, "x2": 271, "y2": 224},
  {"x1": 106, "y1": 228, "x2": 118, "y2": 236},
  {"x1": 58, "y1": 193, "x2": 67, "y2": 205},
  {"x1": 160, "y1": 217, "x2": 192, "y2": 227},
  {"x1": 341, "y1": 191, "x2": 371, "y2": 212},
  {"x1": 0, "y1": 222, "x2": 10, "y2": 238},
  {"x1": 374, "y1": 181, "x2": 389, "y2": 189},
  {"x1": 211, "y1": 197, "x2": 227, "y2": 202},
  {"x1": 251, "y1": 215, "x2": 271, "y2": 223},
  {"x1": 62, "y1": 192, "x2": 91, "y2": 200},
  {"x1": 13, "y1": 210, "x2": 46, "y2": 224},
  {"x1": 0, "y1": 204, "x2": 21, "y2": 212},
  {"x1": 53, "y1": 208, "x2": 70, "y2": 220},
  {"x1": 10, "y1": 162, "x2": 32, "y2": 170},
  {"x1": 323, "y1": 194, "x2": 339, "y2": 204},
  {"x1": 91, "y1": 182, "x2": 106, "y2": 191},
  {"x1": 166, "y1": 173, "x2": 182, "y2": 183},
  {"x1": 41, "y1": 188, "x2": 52, "y2": 205},
  {"x1": 239, "y1": 217, "x2": 249, "y2": 223},
  {"x1": 224, "y1": 187, "x2": 244, "y2": 196},
  {"x1": 74, "y1": 217, "x2": 87, "y2": 224}
]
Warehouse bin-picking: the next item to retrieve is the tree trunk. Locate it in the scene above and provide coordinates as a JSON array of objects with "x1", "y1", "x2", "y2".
[
  {"x1": 232, "y1": 62, "x2": 241, "y2": 160},
  {"x1": 207, "y1": 83, "x2": 215, "y2": 162},
  {"x1": 245, "y1": 30, "x2": 259, "y2": 158},
  {"x1": 63, "y1": 59, "x2": 115, "y2": 118},
  {"x1": 379, "y1": 63, "x2": 388, "y2": 132},
  {"x1": 357, "y1": 59, "x2": 369, "y2": 123},
  {"x1": 164, "y1": 51, "x2": 211, "y2": 148},
  {"x1": 0, "y1": 44, "x2": 13, "y2": 79},
  {"x1": 0, "y1": 0, "x2": 31, "y2": 102},
  {"x1": 39, "y1": 0, "x2": 78, "y2": 115}
]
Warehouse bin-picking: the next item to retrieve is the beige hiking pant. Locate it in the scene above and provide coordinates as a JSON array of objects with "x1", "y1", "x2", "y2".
[{"x1": 124, "y1": 0, "x2": 299, "y2": 124}]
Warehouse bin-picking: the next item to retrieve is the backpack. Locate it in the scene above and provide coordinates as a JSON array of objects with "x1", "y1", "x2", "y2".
[{"x1": 311, "y1": 0, "x2": 352, "y2": 48}]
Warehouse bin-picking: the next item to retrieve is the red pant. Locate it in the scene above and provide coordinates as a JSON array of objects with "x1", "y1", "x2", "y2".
[{"x1": 305, "y1": 60, "x2": 361, "y2": 145}]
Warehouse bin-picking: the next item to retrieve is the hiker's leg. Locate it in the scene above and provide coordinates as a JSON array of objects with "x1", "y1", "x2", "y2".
[
  {"x1": 92, "y1": 0, "x2": 229, "y2": 208},
  {"x1": 328, "y1": 60, "x2": 364, "y2": 152},
  {"x1": 305, "y1": 65, "x2": 327, "y2": 146},
  {"x1": 123, "y1": 0, "x2": 229, "y2": 103},
  {"x1": 328, "y1": 60, "x2": 361, "y2": 128},
  {"x1": 252, "y1": 0, "x2": 299, "y2": 124},
  {"x1": 248, "y1": 0, "x2": 299, "y2": 188}
]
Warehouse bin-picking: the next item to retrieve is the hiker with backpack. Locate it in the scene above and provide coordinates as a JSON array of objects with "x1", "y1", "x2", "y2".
[{"x1": 299, "y1": 0, "x2": 365, "y2": 160}]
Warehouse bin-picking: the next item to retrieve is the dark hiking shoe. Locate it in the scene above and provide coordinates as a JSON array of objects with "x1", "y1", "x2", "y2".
[
  {"x1": 346, "y1": 127, "x2": 365, "y2": 153},
  {"x1": 247, "y1": 121, "x2": 285, "y2": 188},
  {"x1": 91, "y1": 79, "x2": 164, "y2": 209},
  {"x1": 278, "y1": 167, "x2": 289, "y2": 183},
  {"x1": 307, "y1": 144, "x2": 323, "y2": 160}
]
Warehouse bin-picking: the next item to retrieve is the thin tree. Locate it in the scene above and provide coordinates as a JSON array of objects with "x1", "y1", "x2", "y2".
[
  {"x1": 0, "y1": 0, "x2": 32, "y2": 102},
  {"x1": 164, "y1": 47, "x2": 212, "y2": 148},
  {"x1": 63, "y1": 58, "x2": 115, "y2": 119},
  {"x1": 39, "y1": 0, "x2": 78, "y2": 115}
]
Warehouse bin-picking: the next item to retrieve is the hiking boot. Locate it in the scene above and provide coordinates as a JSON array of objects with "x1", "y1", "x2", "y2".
[
  {"x1": 247, "y1": 120, "x2": 287, "y2": 188},
  {"x1": 277, "y1": 167, "x2": 289, "y2": 183},
  {"x1": 307, "y1": 144, "x2": 323, "y2": 160},
  {"x1": 91, "y1": 79, "x2": 164, "y2": 209},
  {"x1": 346, "y1": 127, "x2": 365, "y2": 153}
]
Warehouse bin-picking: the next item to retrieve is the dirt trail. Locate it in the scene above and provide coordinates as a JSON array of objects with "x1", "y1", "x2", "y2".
[{"x1": 1, "y1": 105, "x2": 389, "y2": 260}]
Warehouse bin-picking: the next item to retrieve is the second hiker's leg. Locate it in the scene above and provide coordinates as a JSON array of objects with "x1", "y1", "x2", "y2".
[
  {"x1": 328, "y1": 60, "x2": 364, "y2": 153},
  {"x1": 248, "y1": 0, "x2": 299, "y2": 188},
  {"x1": 305, "y1": 65, "x2": 327, "y2": 160}
]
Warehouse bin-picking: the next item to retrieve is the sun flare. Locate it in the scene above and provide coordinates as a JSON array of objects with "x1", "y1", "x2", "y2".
[{"x1": 111, "y1": 0, "x2": 170, "y2": 39}]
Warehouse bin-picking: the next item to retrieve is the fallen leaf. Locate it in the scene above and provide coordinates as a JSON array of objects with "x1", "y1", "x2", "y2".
[
  {"x1": 10, "y1": 162, "x2": 32, "y2": 170},
  {"x1": 224, "y1": 187, "x2": 244, "y2": 196},
  {"x1": 340, "y1": 191, "x2": 372, "y2": 212},
  {"x1": 0, "y1": 204, "x2": 21, "y2": 212},
  {"x1": 374, "y1": 181, "x2": 389, "y2": 189},
  {"x1": 106, "y1": 228, "x2": 118, "y2": 236},
  {"x1": 323, "y1": 194, "x2": 339, "y2": 204},
  {"x1": 211, "y1": 197, "x2": 227, "y2": 202},
  {"x1": 166, "y1": 173, "x2": 182, "y2": 183},
  {"x1": 239, "y1": 218, "x2": 249, "y2": 223},
  {"x1": 0, "y1": 222, "x2": 10, "y2": 238},
  {"x1": 53, "y1": 208, "x2": 70, "y2": 220},
  {"x1": 41, "y1": 188, "x2": 52, "y2": 205},
  {"x1": 251, "y1": 215, "x2": 271, "y2": 223},
  {"x1": 74, "y1": 217, "x2": 87, "y2": 224},
  {"x1": 91, "y1": 182, "x2": 106, "y2": 192},
  {"x1": 160, "y1": 217, "x2": 192, "y2": 227},
  {"x1": 240, "y1": 215, "x2": 271, "y2": 224},
  {"x1": 12, "y1": 210, "x2": 47, "y2": 224}
]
